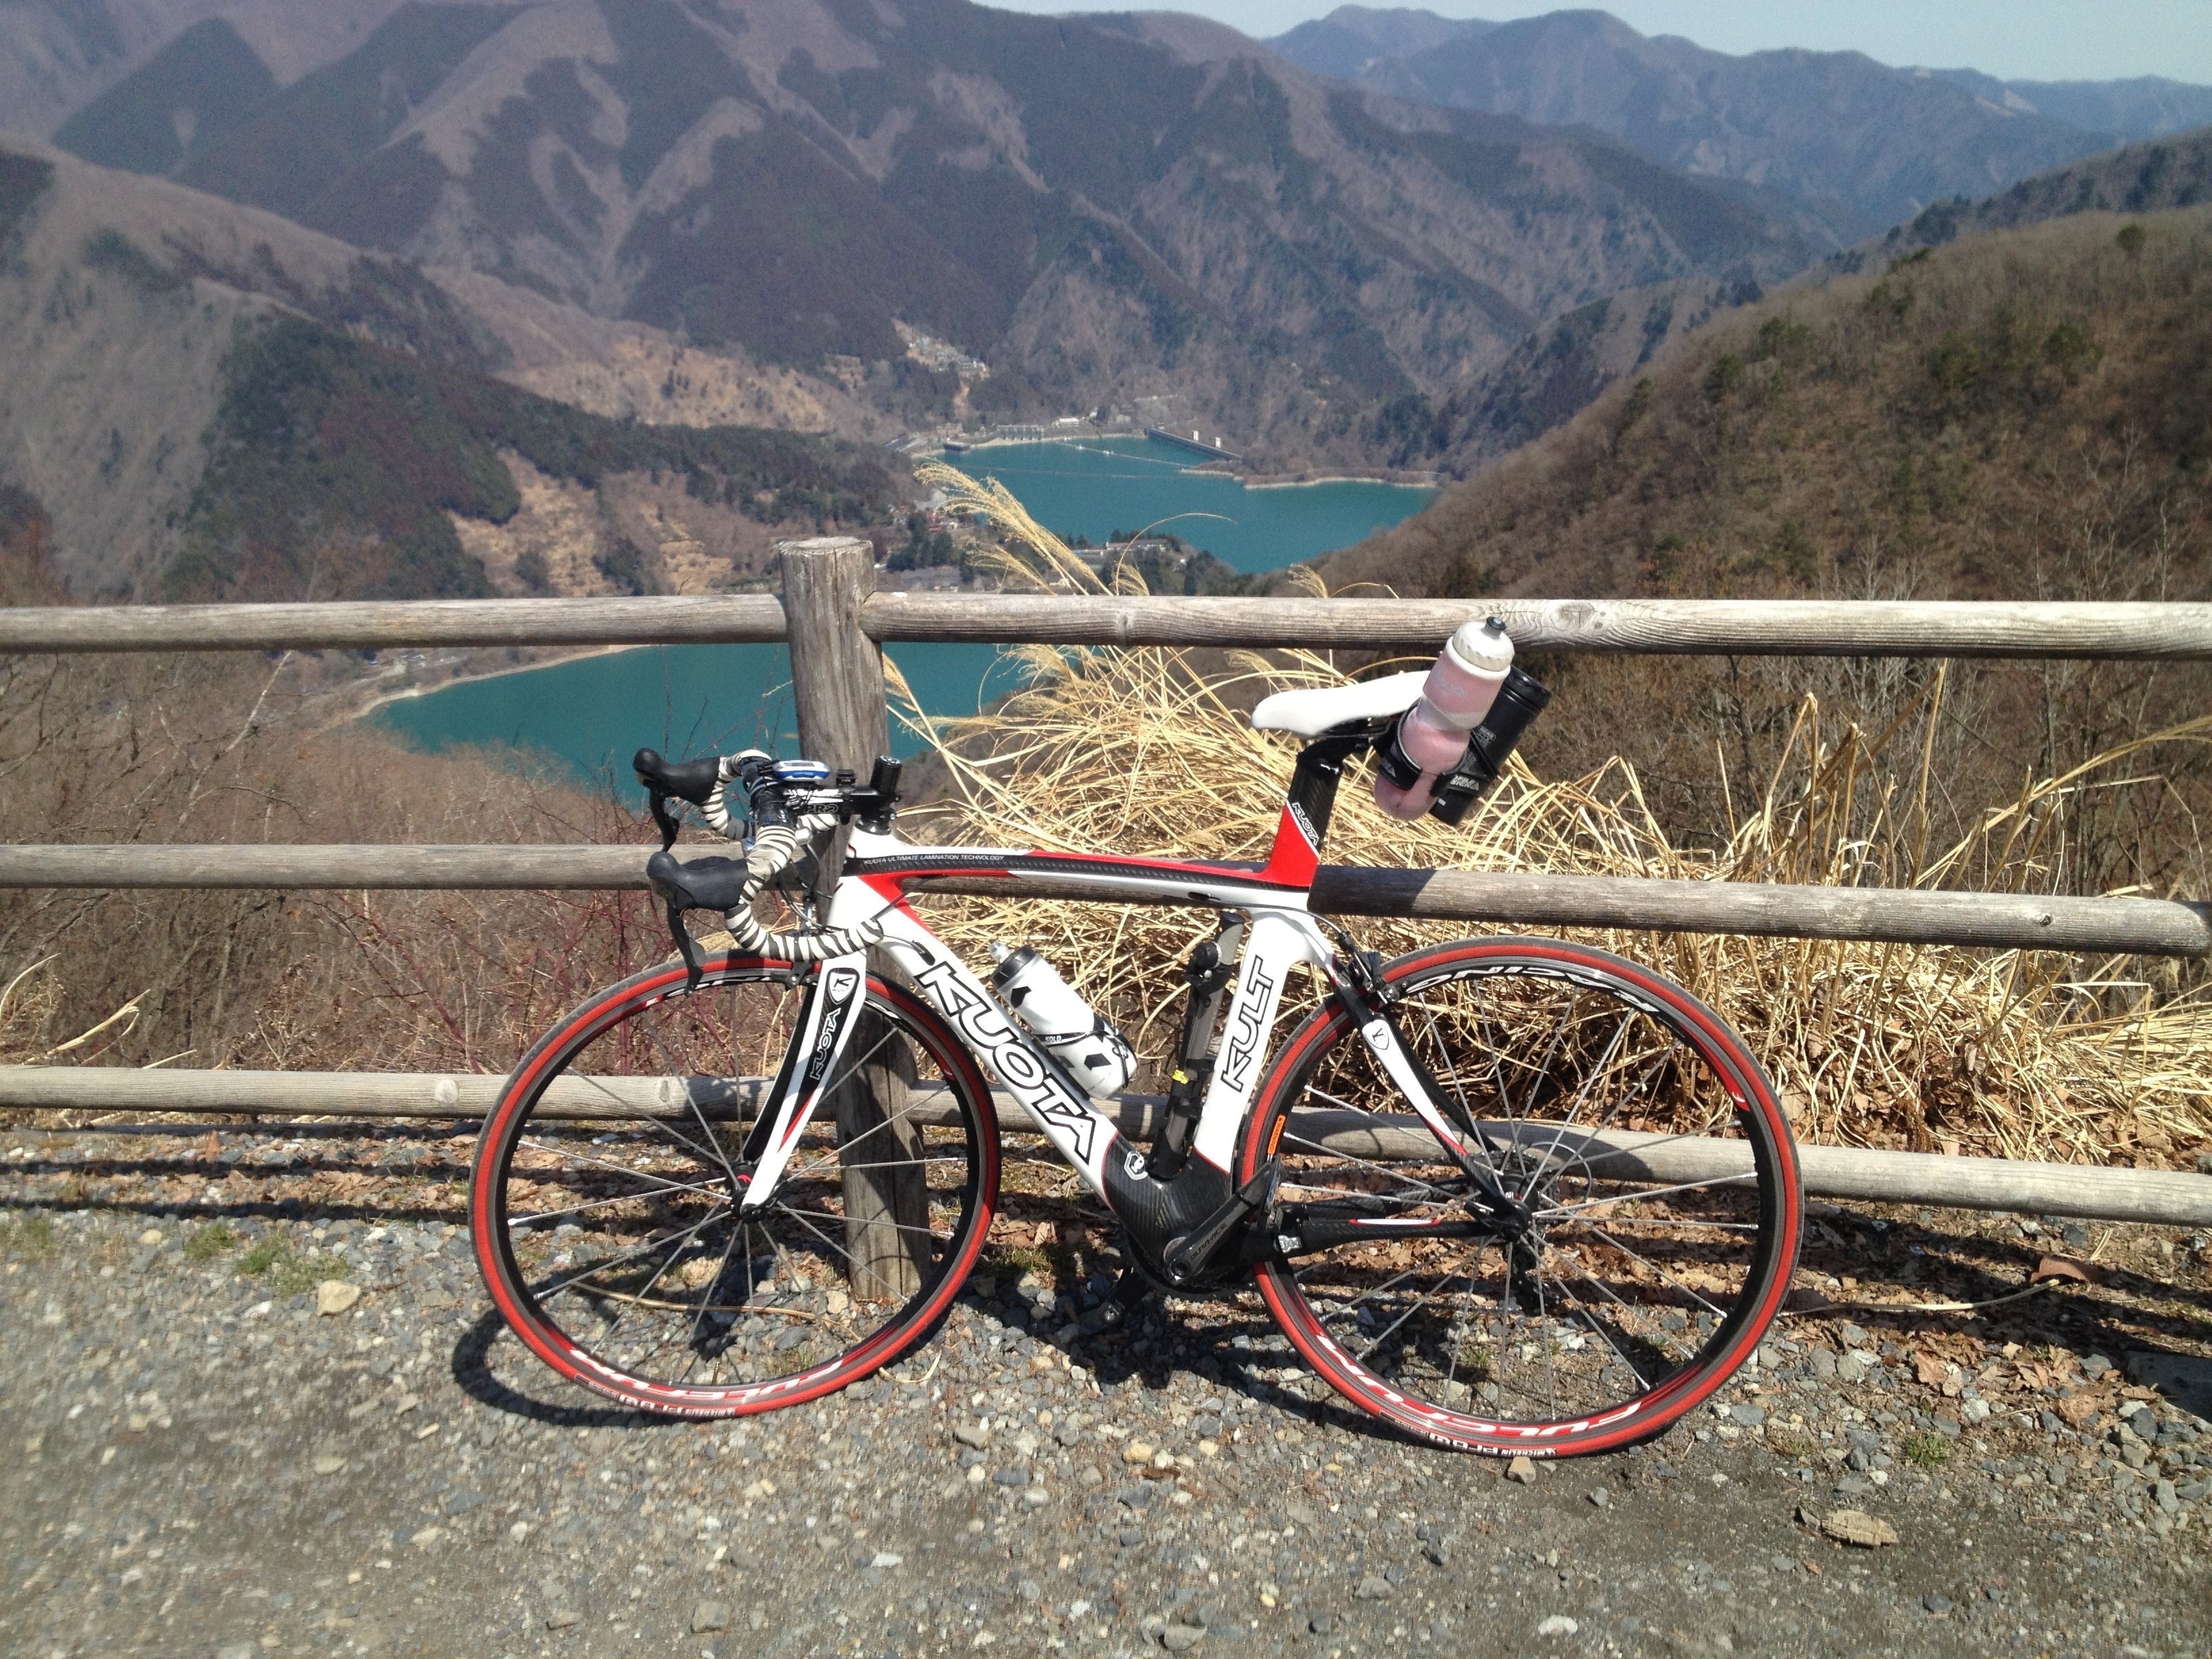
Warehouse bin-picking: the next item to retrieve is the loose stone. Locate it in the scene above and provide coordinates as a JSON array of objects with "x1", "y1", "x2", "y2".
[{"x1": 1820, "y1": 1509, "x2": 1899, "y2": 1548}]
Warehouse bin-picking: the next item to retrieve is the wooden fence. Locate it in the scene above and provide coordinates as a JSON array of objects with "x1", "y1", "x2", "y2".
[{"x1": 3, "y1": 538, "x2": 2210, "y2": 1230}]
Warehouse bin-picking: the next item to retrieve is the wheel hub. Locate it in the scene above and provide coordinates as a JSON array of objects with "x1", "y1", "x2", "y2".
[{"x1": 1483, "y1": 1146, "x2": 1562, "y2": 1291}]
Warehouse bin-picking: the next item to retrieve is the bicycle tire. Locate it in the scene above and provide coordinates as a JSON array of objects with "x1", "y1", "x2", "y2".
[
  {"x1": 471, "y1": 952, "x2": 999, "y2": 1416},
  {"x1": 1238, "y1": 935, "x2": 1800, "y2": 1456}
]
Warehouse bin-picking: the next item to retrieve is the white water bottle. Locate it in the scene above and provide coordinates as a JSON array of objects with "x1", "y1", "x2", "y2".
[
  {"x1": 1372, "y1": 617, "x2": 1516, "y2": 820},
  {"x1": 990, "y1": 944, "x2": 1137, "y2": 1097}
]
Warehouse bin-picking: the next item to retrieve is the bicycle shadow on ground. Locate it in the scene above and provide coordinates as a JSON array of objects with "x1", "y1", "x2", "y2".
[
  {"x1": 965, "y1": 1277, "x2": 1404, "y2": 1452},
  {"x1": 436, "y1": 1269, "x2": 1402, "y2": 1448},
  {"x1": 447, "y1": 1305, "x2": 682, "y2": 1431}
]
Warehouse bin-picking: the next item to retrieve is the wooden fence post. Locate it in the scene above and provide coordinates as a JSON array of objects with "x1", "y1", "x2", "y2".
[
  {"x1": 781, "y1": 537, "x2": 892, "y2": 774},
  {"x1": 779, "y1": 537, "x2": 930, "y2": 1300}
]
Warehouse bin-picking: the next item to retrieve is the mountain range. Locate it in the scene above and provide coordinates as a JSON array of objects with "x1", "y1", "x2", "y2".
[
  {"x1": 1270, "y1": 6, "x2": 2212, "y2": 240},
  {"x1": 0, "y1": 1, "x2": 2207, "y2": 603},
  {"x1": 1406, "y1": 123, "x2": 2212, "y2": 478},
  {"x1": 5, "y1": 0, "x2": 1832, "y2": 474}
]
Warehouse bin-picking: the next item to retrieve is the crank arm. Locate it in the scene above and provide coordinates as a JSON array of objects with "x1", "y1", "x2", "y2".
[{"x1": 1161, "y1": 1164, "x2": 1277, "y2": 1285}]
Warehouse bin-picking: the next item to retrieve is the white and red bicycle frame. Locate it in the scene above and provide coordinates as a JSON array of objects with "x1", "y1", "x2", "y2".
[{"x1": 733, "y1": 805, "x2": 1486, "y2": 1221}]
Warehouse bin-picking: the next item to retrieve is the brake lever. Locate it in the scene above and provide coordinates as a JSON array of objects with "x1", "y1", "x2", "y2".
[
  {"x1": 647, "y1": 787, "x2": 681, "y2": 852},
  {"x1": 663, "y1": 888, "x2": 705, "y2": 992}
]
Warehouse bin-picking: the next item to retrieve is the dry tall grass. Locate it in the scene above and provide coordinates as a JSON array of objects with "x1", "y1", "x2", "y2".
[{"x1": 901, "y1": 463, "x2": 2212, "y2": 1170}]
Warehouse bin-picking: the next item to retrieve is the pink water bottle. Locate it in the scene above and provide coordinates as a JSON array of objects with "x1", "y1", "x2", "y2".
[{"x1": 1373, "y1": 617, "x2": 1515, "y2": 819}]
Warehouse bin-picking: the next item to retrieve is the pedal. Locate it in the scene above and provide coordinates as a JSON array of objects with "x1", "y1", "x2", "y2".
[{"x1": 1087, "y1": 1266, "x2": 1154, "y2": 1333}]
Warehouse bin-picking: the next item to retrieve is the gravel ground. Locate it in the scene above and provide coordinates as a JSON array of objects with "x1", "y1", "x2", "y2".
[{"x1": 3, "y1": 1122, "x2": 2210, "y2": 1659}]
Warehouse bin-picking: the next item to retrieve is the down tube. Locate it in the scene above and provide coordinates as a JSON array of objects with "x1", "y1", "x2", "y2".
[{"x1": 870, "y1": 905, "x2": 1125, "y2": 1198}]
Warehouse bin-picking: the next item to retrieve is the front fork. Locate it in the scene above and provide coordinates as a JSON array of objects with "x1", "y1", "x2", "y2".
[{"x1": 730, "y1": 949, "x2": 872, "y2": 1211}]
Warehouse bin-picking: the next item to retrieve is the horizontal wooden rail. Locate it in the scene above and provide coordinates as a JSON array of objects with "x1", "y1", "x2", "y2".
[
  {"x1": 3, "y1": 1067, "x2": 2205, "y2": 1225},
  {"x1": 0, "y1": 594, "x2": 789, "y2": 652},
  {"x1": 867, "y1": 596, "x2": 2212, "y2": 658},
  {"x1": 5, "y1": 596, "x2": 2212, "y2": 657},
  {"x1": 0, "y1": 844, "x2": 2204, "y2": 955}
]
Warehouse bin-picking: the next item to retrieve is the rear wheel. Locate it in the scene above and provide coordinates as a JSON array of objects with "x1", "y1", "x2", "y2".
[
  {"x1": 470, "y1": 953, "x2": 998, "y2": 1416},
  {"x1": 1240, "y1": 937, "x2": 1799, "y2": 1456}
]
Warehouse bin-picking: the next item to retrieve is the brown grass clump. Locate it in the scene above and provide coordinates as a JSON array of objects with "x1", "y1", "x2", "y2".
[{"x1": 899, "y1": 463, "x2": 2212, "y2": 1170}]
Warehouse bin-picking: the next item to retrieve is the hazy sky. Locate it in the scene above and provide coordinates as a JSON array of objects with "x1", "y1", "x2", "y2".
[{"x1": 989, "y1": 1, "x2": 2212, "y2": 85}]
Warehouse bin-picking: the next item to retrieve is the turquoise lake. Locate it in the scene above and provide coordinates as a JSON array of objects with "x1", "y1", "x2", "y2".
[{"x1": 369, "y1": 437, "x2": 1433, "y2": 785}]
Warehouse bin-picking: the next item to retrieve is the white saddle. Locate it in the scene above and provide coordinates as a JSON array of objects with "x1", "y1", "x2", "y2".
[{"x1": 1250, "y1": 671, "x2": 1427, "y2": 739}]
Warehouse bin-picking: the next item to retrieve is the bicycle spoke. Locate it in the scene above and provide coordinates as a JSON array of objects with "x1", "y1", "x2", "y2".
[
  {"x1": 513, "y1": 1141, "x2": 730, "y2": 1208},
  {"x1": 1562, "y1": 1264, "x2": 1681, "y2": 1373},
  {"x1": 593, "y1": 1204, "x2": 729, "y2": 1354},
  {"x1": 771, "y1": 1206, "x2": 944, "y2": 1240},
  {"x1": 773, "y1": 1202, "x2": 863, "y2": 1277},
  {"x1": 516, "y1": 1137, "x2": 724, "y2": 1196},
  {"x1": 1549, "y1": 1214, "x2": 1757, "y2": 1232},
  {"x1": 538, "y1": 1204, "x2": 729, "y2": 1305},
  {"x1": 682, "y1": 1218, "x2": 751, "y2": 1367},
  {"x1": 1350, "y1": 1246, "x2": 1480, "y2": 1361},
  {"x1": 1277, "y1": 1128, "x2": 1460, "y2": 1203},
  {"x1": 1418, "y1": 1000, "x2": 1502, "y2": 1183},
  {"x1": 1299, "y1": 1250, "x2": 1436, "y2": 1311},
  {"x1": 507, "y1": 1184, "x2": 722, "y2": 1231},
  {"x1": 1584, "y1": 1223, "x2": 1732, "y2": 1321},
  {"x1": 1532, "y1": 1263, "x2": 1559, "y2": 1419},
  {"x1": 1542, "y1": 1172, "x2": 1757, "y2": 1216},
  {"x1": 1527, "y1": 1011, "x2": 1633, "y2": 1170},
  {"x1": 1550, "y1": 1274, "x2": 1650, "y2": 1391},
  {"x1": 541, "y1": 1069, "x2": 733, "y2": 1172},
  {"x1": 781, "y1": 1102, "x2": 945, "y2": 1187},
  {"x1": 636, "y1": 1000, "x2": 753, "y2": 1189}
]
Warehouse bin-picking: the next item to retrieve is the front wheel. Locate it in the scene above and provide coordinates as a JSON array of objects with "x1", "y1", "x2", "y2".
[
  {"x1": 1240, "y1": 937, "x2": 1800, "y2": 1457},
  {"x1": 470, "y1": 952, "x2": 999, "y2": 1416}
]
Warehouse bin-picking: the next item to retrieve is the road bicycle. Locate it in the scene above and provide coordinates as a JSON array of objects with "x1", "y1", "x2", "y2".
[{"x1": 469, "y1": 636, "x2": 1802, "y2": 1457}]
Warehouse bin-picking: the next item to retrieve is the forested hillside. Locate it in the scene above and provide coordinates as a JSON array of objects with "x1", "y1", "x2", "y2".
[
  {"x1": 1330, "y1": 207, "x2": 2211, "y2": 606},
  {"x1": 1879, "y1": 126, "x2": 2212, "y2": 253},
  {"x1": 1363, "y1": 126, "x2": 2212, "y2": 482},
  {"x1": 0, "y1": 136, "x2": 901, "y2": 600},
  {"x1": 1324, "y1": 206, "x2": 2212, "y2": 886}
]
